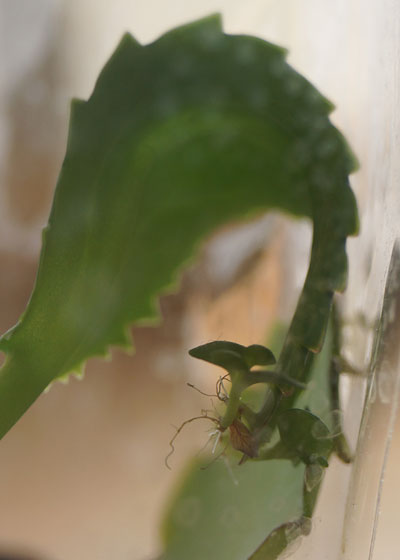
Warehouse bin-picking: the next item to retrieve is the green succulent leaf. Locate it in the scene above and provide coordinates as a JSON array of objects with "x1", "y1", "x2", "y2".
[
  {"x1": 0, "y1": 14, "x2": 357, "y2": 443},
  {"x1": 189, "y1": 341, "x2": 276, "y2": 371},
  {"x1": 190, "y1": 342, "x2": 247, "y2": 371},
  {"x1": 160, "y1": 456, "x2": 306, "y2": 560},
  {"x1": 244, "y1": 344, "x2": 277, "y2": 368},
  {"x1": 277, "y1": 408, "x2": 333, "y2": 466}
]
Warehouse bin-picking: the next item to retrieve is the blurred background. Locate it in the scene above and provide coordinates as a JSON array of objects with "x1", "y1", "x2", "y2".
[{"x1": 0, "y1": 1, "x2": 399, "y2": 559}]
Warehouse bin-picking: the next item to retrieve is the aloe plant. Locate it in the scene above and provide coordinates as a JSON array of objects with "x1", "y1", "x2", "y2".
[{"x1": 0, "y1": 14, "x2": 358, "y2": 559}]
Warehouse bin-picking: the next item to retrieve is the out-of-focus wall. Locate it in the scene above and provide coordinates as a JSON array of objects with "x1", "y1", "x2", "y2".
[{"x1": 0, "y1": 1, "x2": 399, "y2": 559}]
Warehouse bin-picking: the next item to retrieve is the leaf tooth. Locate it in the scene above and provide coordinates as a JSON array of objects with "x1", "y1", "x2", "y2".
[
  {"x1": 133, "y1": 295, "x2": 163, "y2": 327},
  {"x1": 109, "y1": 326, "x2": 135, "y2": 354},
  {"x1": 72, "y1": 361, "x2": 86, "y2": 380},
  {"x1": 118, "y1": 32, "x2": 142, "y2": 50},
  {"x1": 158, "y1": 13, "x2": 223, "y2": 44}
]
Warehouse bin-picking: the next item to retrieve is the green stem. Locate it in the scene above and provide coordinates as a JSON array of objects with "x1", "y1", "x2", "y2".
[
  {"x1": 256, "y1": 214, "x2": 339, "y2": 434},
  {"x1": 303, "y1": 470, "x2": 324, "y2": 519},
  {"x1": 239, "y1": 403, "x2": 258, "y2": 431},
  {"x1": 329, "y1": 302, "x2": 353, "y2": 463},
  {"x1": 220, "y1": 379, "x2": 244, "y2": 429}
]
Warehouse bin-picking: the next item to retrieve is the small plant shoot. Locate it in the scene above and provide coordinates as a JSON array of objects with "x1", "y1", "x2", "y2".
[{"x1": 0, "y1": 15, "x2": 358, "y2": 560}]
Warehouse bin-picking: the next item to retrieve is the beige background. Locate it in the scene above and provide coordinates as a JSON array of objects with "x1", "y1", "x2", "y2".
[{"x1": 0, "y1": 1, "x2": 399, "y2": 559}]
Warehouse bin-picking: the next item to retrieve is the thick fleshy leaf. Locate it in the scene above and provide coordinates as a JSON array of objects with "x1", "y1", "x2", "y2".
[
  {"x1": 277, "y1": 409, "x2": 333, "y2": 466},
  {"x1": 244, "y1": 344, "x2": 277, "y2": 368},
  {"x1": 0, "y1": 14, "x2": 357, "y2": 440},
  {"x1": 160, "y1": 456, "x2": 305, "y2": 560},
  {"x1": 189, "y1": 341, "x2": 276, "y2": 371}
]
